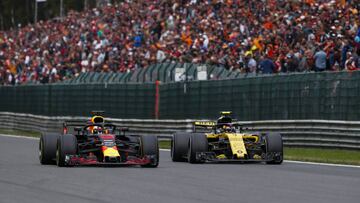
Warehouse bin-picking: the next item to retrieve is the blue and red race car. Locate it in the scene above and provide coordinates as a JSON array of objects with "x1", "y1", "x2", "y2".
[{"x1": 39, "y1": 111, "x2": 158, "y2": 167}]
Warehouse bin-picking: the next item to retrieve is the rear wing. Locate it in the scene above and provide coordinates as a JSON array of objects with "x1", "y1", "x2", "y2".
[
  {"x1": 63, "y1": 120, "x2": 128, "y2": 135},
  {"x1": 193, "y1": 121, "x2": 245, "y2": 133},
  {"x1": 193, "y1": 121, "x2": 216, "y2": 132},
  {"x1": 63, "y1": 120, "x2": 107, "y2": 133},
  {"x1": 63, "y1": 120, "x2": 89, "y2": 134},
  {"x1": 194, "y1": 121, "x2": 216, "y2": 127},
  {"x1": 91, "y1": 110, "x2": 105, "y2": 116}
]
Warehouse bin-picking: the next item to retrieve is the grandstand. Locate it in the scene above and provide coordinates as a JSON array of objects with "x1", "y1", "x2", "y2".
[{"x1": 0, "y1": 0, "x2": 359, "y2": 85}]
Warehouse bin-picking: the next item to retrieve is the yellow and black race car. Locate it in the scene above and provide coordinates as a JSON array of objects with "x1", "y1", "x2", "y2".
[{"x1": 171, "y1": 112, "x2": 283, "y2": 164}]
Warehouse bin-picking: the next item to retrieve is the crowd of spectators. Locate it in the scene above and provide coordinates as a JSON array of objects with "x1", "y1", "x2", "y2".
[{"x1": 0, "y1": 0, "x2": 359, "y2": 85}]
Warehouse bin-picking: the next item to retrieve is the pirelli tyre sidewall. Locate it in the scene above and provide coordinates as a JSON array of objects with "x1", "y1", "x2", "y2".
[
  {"x1": 140, "y1": 135, "x2": 159, "y2": 168},
  {"x1": 171, "y1": 132, "x2": 191, "y2": 162},
  {"x1": 188, "y1": 133, "x2": 208, "y2": 164},
  {"x1": 56, "y1": 134, "x2": 77, "y2": 167},
  {"x1": 265, "y1": 132, "x2": 283, "y2": 164},
  {"x1": 39, "y1": 133, "x2": 59, "y2": 165}
]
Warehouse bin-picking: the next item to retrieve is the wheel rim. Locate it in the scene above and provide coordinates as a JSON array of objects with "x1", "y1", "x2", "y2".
[
  {"x1": 39, "y1": 139, "x2": 43, "y2": 161},
  {"x1": 187, "y1": 140, "x2": 191, "y2": 162},
  {"x1": 56, "y1": 145, "x2": 60, "y2": 165},
  {"x1": 171, "y1": 139, "x2": 174, "y2": 158}
]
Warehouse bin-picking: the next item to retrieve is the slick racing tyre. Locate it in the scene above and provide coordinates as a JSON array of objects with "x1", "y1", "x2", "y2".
[
  {"x1": 188, "y1": 133, "x2": 208, "y2": 164},
  {"x1": 39, "y1": 133, "x2": 59, "y2": 165},
  {"x1": 265, "y1": 133, "x2": 283, "y2": 164},
  {"x1": 171, "y1": 132, "x2": 191, "y2": 162},
  {"x1": 140, "y1": 135, "x2": 159, "y2": 168},
  {"x1": 56, "y1": 134, "x2": 77, "y2": 167}
]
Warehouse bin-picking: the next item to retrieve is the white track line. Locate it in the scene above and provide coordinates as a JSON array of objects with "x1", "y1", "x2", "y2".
[
  {"x1": 1, "y1": 134, "x2": 359, "y2": 168},
  {"x1": 284, "y1": 160, "x2": 360, "y2": 168}
]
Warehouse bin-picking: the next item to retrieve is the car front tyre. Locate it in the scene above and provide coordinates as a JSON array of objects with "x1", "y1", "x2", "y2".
[
  {"x1": 39, "y1": 133, "x2": 59, "y2": 165},
  {"x1": 56, "y1": 134, "x2": 77, "y2": 167}
]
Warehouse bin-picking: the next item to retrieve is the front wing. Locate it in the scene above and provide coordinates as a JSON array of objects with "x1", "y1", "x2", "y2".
[
  {"x1": 64, "y1": 155, "x2": 156, "y2": 166},
  {"x1": 195, "y1": 152, "x2": 282, "y2": 163}
]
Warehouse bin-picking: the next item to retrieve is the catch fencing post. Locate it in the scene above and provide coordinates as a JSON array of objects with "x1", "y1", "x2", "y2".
[{"x1": 155, "y1": 80, "x2": 161, "y2": 119}]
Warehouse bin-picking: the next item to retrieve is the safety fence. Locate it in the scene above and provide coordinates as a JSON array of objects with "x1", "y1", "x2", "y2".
[
  {"x1": 64, "y1": 63, "x2": 242, "y2": 84},
  {"x1": 0, "y1": 83, "x2": 156, "y2": 118},
  {"x1": 160, "y1": 71, "x2": 360, "y2": 120},
  {"x1": 0, "y1": 112, "x2": 359, "y2": 150},
  {"x1": 1, "y1": 71, "x2": 360, "y2": 120}
]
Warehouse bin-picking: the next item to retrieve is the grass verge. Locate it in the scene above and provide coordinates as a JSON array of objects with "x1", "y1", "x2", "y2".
[
  {"x1": 284, "y1": 147, "x2": 360, "y2": 165},
  {"x1": 1, "y1": 130, "x2": 359, "y2": 166},
  {"x1": 159, "y1": 140, "x2": 171, "y2": 149}
]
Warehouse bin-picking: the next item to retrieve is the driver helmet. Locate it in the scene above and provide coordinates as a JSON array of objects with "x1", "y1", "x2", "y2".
[
  {"x1": 221, "y1": 123, "x2": 234, "y2": 132},
  {"x1": 217, "y1": 114, "x2": 234, "y2": 132}
]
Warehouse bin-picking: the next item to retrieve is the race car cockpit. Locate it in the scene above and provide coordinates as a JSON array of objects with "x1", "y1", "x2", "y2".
[
  {"x1": 87, "y1": 111, "x2": 114, "y2": 134},
  {"x1": 216, "y1": 111, "x2": 236, "y2": 133}
]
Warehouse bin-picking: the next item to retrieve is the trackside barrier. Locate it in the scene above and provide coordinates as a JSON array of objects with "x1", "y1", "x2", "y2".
[
  {"x1": 2, "y1": 71, "x2": 360, "y2": 121},
  {"x1": 0, "y1": 112, "x2": 359, "y2": 150}
]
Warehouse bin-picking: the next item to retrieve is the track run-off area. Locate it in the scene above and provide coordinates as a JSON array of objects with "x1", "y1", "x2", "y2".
[{"x1": 0, "y1": 134, "x2": 359, "y2": 203}]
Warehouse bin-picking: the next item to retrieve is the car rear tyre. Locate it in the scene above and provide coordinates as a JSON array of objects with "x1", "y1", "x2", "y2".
[
  {"x1": 140, "y1": 135, "x2": 159, "y2": 168},
  {"x1": 265, "y1": 133, "x2": 283, "y2": 164},
  {"x1": 56, "y1": 134, "x2": 77, "y2": 167},
  {"x1": 171, "y1": 132, "x2": 191, "y2": 162},
  {"x1": 39, "y1": 133, "x2": 59, "y2": 165},
  {"x1": 188, "y1": 133, "x2": 208, "y2": 164}
]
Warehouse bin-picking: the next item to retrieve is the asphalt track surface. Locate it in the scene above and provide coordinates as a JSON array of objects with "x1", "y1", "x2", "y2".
[{"x1": 0, "y1": 135, "x2": 359, "y2": 203}]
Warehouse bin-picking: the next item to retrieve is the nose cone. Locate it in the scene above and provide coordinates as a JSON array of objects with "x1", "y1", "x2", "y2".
[
  {"x1": 102, "y1": 146, "x2": 120, "y2": 158},
  {"x1": 100, "y1": 135, "x2": 120, "y2": 162}
]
